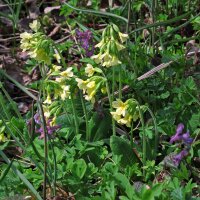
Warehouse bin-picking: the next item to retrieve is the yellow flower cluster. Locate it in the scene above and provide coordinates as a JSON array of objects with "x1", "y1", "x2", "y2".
[
  {"x1": 110, "y1": 99, "x2": 132, "y2": 127},
  {"x1": 110, "y1": 99, "x2": 145, "y2": 127},
  {"x1": 92, "y1": 24, "x2": 128, "y2": 68},
  {"x1": 43, "y1": 65, "x2": 74, "y2": 104},
  {"x1": 76, "y1": 78, "x2": 96, "y2": 103},
  {"x1": 20, "y1": 20, "x2": 50, "y2": 64}
]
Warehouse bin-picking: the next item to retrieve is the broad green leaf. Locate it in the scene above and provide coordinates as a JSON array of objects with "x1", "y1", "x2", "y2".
[
  {"x1": 110, "y1": 136, "x2": 142, "y2": 167},
  {"x1": 72, "y1": 159, "x2": 87, "y2": 179}
]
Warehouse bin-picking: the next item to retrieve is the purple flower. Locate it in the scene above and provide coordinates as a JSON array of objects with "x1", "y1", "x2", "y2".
[
  {"x1": 173, "y1": 149, "x2": 188, "y2": 166},
  {"x1": 76, "y1": 29, "x2": 95, "y2": 57},
  {"x1": 170, "y1": 123, "x2": 184, "y2": 143},
  {"x1": 182, "y1": 131, "x2": 193, "y2": 145},
  {"x1": 170, "y1": 123, "x2": 193, "y2": 145},
  {"x1": 34, "y1": 113, "x2": 41, "y2": 124},
  {"x1": 33, "y1": 113, "x2": 61, "y2": 139}
]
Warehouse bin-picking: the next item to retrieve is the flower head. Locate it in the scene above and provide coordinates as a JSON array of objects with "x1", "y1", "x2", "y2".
[
  {"x1": 85, "y1": 64, "x2": 95, "y2": 77},
  {"x1": 170, "y1": 123, "x2": 193, "y2": 146},
  {"x1": 60, "y1": 67, "x2": 73, "y2": 79},
  {"x1": 173, "y1": 149, "x2": 188, "y2": 166},
  {"x1": 29, "y1": 20, "x2": 41, "y2": 32},
  {"x1": 76, "y1": 29, "x2": 94, "y2": 57}
]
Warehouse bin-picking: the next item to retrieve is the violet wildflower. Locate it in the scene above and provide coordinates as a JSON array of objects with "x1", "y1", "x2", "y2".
[
  {"x1": 170, "y1": 123, "x2": 193, "y2": 145},
  {"x1": 33, "y1": 113, "x2": 60, "y2": 139},
  {"x1": 76, "y1": 29, "x2": 94, "y2": 57},
  {"x1": 173, "y1": 149, "x2": 188, "y2": 166},
  {"x1": 170, "y1": 123, "x2": 184, "y2": 143},
  {"x1": 182, "y1": 131, "x2": 193, "y2": 145}
]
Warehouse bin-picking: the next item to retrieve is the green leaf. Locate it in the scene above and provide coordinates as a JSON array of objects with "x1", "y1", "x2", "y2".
[
  {"x1": 110, "y1": 136, "x2": 142, "y2": 167},
  {"x1": 72, "y1": 159, "x2": 87, "y2": 179},
  {"x1": 0, "y1": 150, "x2": 42, "y2": 200}
]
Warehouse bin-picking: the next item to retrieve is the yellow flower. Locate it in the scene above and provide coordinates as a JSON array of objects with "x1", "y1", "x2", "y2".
[
  {"x1": 43, "y1": 95, "x2": 52, "y2": 104},
  {"x1": 43, "y1": 106, "x2": 50, "y2": 118},
  {"x1": 76, "y1": 78, "x2": 88, "y2": 94},
  {"x1": 52, "y1": 65, "x2": 61, "y2": 72},
  {"x1": 85, "y1": 64, "x2": 95, "y2": 77},
  {"x1": 60, "y1": 67, "x2": 73, "y2": 79},
  {"x1": 0, "y1": 133, "x2": 6, "y2": 142},
  {"x1": 112, "y1": 99, "x2": 127, "y2": 116},
  {"x1": 50, "y1": 117, "x2": 56, "y2": 126},
  {"x1": 115, "y1": 41, "x2": 125, "y2": 51},
  {"x1": 91, "y1": 53, "x2": 102, "y2": 64},
  {"x1": 95, "y1": 39, "x2": 106, "y2": 48},
  {"x1": 110, "y1": 111, "x2": 121, "y2": 121},
  {"x1": 60, "y1": 85, "x2": 70, "y2": 100},
  {"x1": 53, "y1": 53, "x2": 61, "y2": 63},
  {"x1": 118, "y1": 32, "x2": 129, "y2": 43},
  {"x1": 20, "y1": 32, "x2": 33, "y2": 41},
  {"x1": 29, "y1": 20, "x2": 41, "y2": 32},
  {"x1": 55, "y1": 77, "x2": 64, "y2": 83},
  {"x1": 86, "y1": 80, "x2": 95, "y2": 89},
  {"x1": 20, "y1": 32, "x2": 33, "y2": 51},
  {"x1": 118, "y1": 112, "x2": 132, "y2": 127}
]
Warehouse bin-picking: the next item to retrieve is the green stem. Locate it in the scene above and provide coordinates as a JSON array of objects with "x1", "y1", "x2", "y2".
[
  {"x1": 130, "y1": 121, "x2": 134, "y2": 148},
  {"x1": 70, "y1": 92, "x2": 79, "y2": 135},
  {"x1": 146, "y1": 106, "x2": 158, "y2": 160},
  {"x1": 137, "y1": 104, "x2": 146, "y2": 176},
  {"x1": 111, "y1": 68, "x2": 116, "y2": 135},
  {"x1": 126, "y1": 0, "x2": 131, "y2": 34},
  {"x1": 49, "y1": 139, "x2": 57, "y2": 196},
  {"x1": 119, "y1": 67, "x2": 122, "y2": 99},
  {"x1": 38, "y1": 101, "x2": 48, "y2": 200},
  {"x1": 64, "y1": 2, "x2": 128, "y2": 23},
  {"x1": 103, "y1": 72, "x2": 115, "y2": 135},
  {"x1": 80, "y1": 91, "x2": 89, "y2": 140}
]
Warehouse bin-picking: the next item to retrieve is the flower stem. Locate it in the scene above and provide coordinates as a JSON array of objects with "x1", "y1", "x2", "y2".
[
  {"x1": 111, "y1": 68, "x2": 116, "y2": 135},
  {"x1": 70, "y1": 92, "x2": 79, "y2": 135},
  {"x1": 38, "y1": 100, "x2": 48, "y2": 200},
  {"x1": 80, "y1": 91, "x2": 90, "y2": 140},
  {"x1": 119, "y1": 66, "x2": 122, "y2": 99},
  {"x1": 137, "y1": 104, "x2": 146, "y2": 177},
  {"x1": 103, "y1": 72, "x2": 116, "y2": 135}
]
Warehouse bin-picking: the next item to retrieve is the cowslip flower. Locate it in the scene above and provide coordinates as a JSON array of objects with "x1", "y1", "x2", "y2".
[
  {"x1": 29, "y1": 20, "x2": 41, "y2": 32},
  {"x1": 112, "y1": 99, "x2": 128, "y2": 116},
  {"x1": 43, "y1": 95, "x2": 52, "y2": 105},
  {"x1": 85, "y1": 64, "x2": 95, "y2": 77},
  {"x1": 118, "y1": 32, "x2": 129, "y2": 43},
  {"x1": 53, "y1": 50, "x2": 61, "y2": 63},
  {"x1": 60, "y1": 85, "x2": 70, "y2": 100},
  {"x1": 76, "y1": 78, "x2": 88, "y2": 94},
  {"x1": 60, "y1": 67, "x2": 73, "y2": 79}
]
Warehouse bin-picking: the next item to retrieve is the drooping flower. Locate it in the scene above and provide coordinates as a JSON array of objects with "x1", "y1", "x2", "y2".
[
  {"x1": 60, "y1": 85, "x2": 70, "y2": 100},
  {"x1": 43, "y1": 95, "x2": 52, "y2": 105},
  {"x1": 76, "y1": 78, "x2": 89, "y2": 94},
  {"x1": 29, "y1": 20, "x2": 41, "y2": 32},
  {"x1": 53, "y1": 50, "x2": 61, "y2": 63},
  {"x1": 85, "y1": 64, "x2": 95, "y2": 77},
  {"x1": 118, "y1": 32, "x2": 129, "y2": 43},
  {"x1": 76, "y1": 29, "x2": 95, "y2": 57},
  {"x1": 60, "y1": 67, "x2": 74, "y2": 79},
  {"x1": 170, "y1": 123, "x2": 193, "y2": 145},
  {"x1": 112, "y1": 99, "x2": 128, "y2": 116},
  {"x1": 170, "y1": 123, "x2": 185, "y2": 143},
  {"x1": 173, "y1": 149, "x2": 188, "y2": 166}
]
